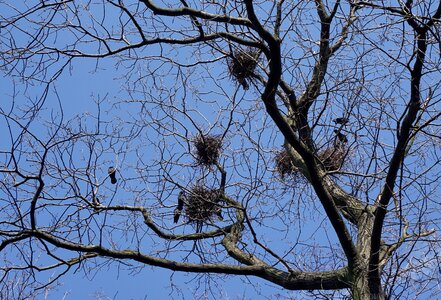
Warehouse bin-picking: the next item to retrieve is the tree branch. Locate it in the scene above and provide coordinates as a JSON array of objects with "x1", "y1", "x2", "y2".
[
  {"x1": 139, "y1": 0, "x2": 254, "y2": 28},
  {"x1": 244, "y1": 0, "x2": 357, "y2": 268},
  {"x1": 369, "y1": 19, "x2": 432, "y2": 295},
  {"x1": 31, "y1": 229, "x2": 349, "y2": 290}
]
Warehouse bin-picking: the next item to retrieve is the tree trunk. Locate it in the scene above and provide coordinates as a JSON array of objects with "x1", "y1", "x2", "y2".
[
  {"x1": 351, "y1": 271, "x2": 386, "y2": 300},
  {"x1": 351, "y1": 213, "x2": 386, "y2": 300}
]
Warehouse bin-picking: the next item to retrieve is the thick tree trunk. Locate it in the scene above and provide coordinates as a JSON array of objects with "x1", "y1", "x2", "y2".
[
  {"x1": 351, "y1": 213, "x2": 386, "y2": 300},
  {"x1": 351, "y1": 272, "x2": 386, "y2": 300}
]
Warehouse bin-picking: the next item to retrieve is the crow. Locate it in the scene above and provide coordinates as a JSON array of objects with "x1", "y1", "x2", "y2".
[
  {"x1": 108, "y1": 166, "x2": 117, "y2": 184},
  {"x1": 174, "y1": 191, "x2": 185, "y2": 223},
  {"x1": 333, "y1": 117, "x2": 349, "y2": 125}
]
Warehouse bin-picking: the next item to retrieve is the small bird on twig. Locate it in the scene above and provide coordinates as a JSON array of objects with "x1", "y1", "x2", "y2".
[
  {"x1": 174, "y1": 191, "x2": 185, "y2": 223},
  {"x1": 108, "y1": 166, "x2": 117, "y2": 184}
]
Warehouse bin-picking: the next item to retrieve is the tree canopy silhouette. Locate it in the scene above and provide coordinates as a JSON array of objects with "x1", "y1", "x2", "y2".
[{"x1": 0, "y1": 1, "x2": 440, "y2": 299}]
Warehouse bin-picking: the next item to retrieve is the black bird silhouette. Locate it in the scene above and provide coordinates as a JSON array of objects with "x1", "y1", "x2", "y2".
[
  {"x1": 334, "y1": 130, "x2": 348, "y2": 144},
  {"x1": 174, "y1": 191, "x2": 185, "y2": 223},
  {"x1": 108, "y1": 166, "x2": 117, "y2": 184},
  {"x1": 333, "y1": 117, "x2": 349, "y2": 125}
]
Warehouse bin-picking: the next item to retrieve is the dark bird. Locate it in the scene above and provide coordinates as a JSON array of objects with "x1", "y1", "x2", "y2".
[
  {"x1": 108, "y1": 166, "x2": 117, "y2": 184},
  {"x1": 333, "y1": 117, "x2": 349, "y2": 125},
  {"x1": 174, "y1": 191, "x2": 185, "y2": 223},
  {"x1": 334, "y1": 130, "x2": 348, "y2": 144}
]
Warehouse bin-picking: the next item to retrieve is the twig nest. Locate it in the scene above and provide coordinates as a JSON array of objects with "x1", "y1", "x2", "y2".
[
  {"x1": 227, "y1": 48, "x2": 260, "y2": 90},
  {"x1": 274, "y1": 149, "x2": 299, "y2": 179},
  {"x1": 193, "y1": 134, "x2": 222, "y2": 166},
  {"x1": 318, "y1": 146, "x2": 345, "y2": 171},
  {"x1": 185, "y1": 186, "x2": 223, "y2": 223}
]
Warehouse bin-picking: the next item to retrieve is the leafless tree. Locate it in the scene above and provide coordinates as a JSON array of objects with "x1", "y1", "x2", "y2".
[{"x1": 1, "y1": 1, "x2": 440, "y2": 299}]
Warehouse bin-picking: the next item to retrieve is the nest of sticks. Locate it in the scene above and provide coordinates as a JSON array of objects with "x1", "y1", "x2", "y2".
[
  {"x1": 274, "y1": 143, "x2": 346, "y2": 179},
  {"x1": 185, "y1": 186, "x2": 223, "y2": 223},
  {"x1": 193, "y1": 134, "x2": 222, "y2": 166},
  {"x1": 274, "y1": 149, "x2": 300, "y2": 179},
  {"x1": 227, "y1": 48, "x2": 260, "y2": 90}
]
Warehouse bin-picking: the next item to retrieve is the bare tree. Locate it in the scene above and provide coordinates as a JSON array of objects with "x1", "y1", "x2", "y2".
[{"x1": 1, "y1": 1, "x2": 440, "y2": 299}]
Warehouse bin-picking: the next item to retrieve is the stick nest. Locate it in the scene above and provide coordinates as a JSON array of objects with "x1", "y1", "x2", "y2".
[
  {"x1": 227, "y1": 49, "x2": 260, "y2": 90},
  {"x1": 274, "y1": 149, "x2": 300, "y2": 179},
  {"x1": 318, "y1": 146, "x2": 346, "y2": 171},
  {"x1": 185, "y1": 186, "x2": 223, "y2": 223},
  {"x1": 193, "y1": 134, "x2": 222, "y2": 166}
]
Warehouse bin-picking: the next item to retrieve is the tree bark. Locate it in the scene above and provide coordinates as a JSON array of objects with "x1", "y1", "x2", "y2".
[{"x1": 352, "y1": 212, "x2": 386, "y2": 300}]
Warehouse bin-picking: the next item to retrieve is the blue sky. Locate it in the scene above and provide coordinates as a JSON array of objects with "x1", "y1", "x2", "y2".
[
  {"x1": 0, "y1": 35, "x2": 300, "y2": 300},
  {"x1": 0, "y1": 44, "x2": 312, "y2": 300},
  {"x1": 1, "y1": 1, "x2": 440, "y2": 299}
]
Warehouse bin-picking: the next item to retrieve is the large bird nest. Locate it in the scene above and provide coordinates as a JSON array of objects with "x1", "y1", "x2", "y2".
[
  {"x1": 193, "y1": 134, "x2": 222, "y2": 166},
  {"x1": 227, "y1": 48, "x2": 260, "y2": 90},
  {"x1": 185, "y1": 186, "x2": 223, "y2": 223},
  {"x1": 274, "y1": 149, "x2": 300, "y2": 179},
  {"x1": 318, "y1": 146, "x2": 346, "y2": 171}
]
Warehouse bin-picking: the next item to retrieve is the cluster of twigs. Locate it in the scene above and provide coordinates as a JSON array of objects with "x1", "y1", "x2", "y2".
[
  {"x1": 227, "y1": 48, "x2": 260, "y2": 90},
  {"x1": 184, "y1": 186, "x2": 223, "y2": 223},
  {"x1": 193, "y1": 134, "x2": 222, "y2": 166},
  {"x1": 274, "y1": 148, "x2": 300, "y2": 179},
  {"x1": 173, "y1": 134, "x2": 225, "y2": 225},
  {"x1": 275, "y1": 132, "x2": 348, "y2": 179}
]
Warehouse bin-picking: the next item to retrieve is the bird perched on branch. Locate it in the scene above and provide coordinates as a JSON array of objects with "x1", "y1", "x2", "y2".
[
  {"x1": 108, "y1": 166, "x2": 117, "y2": 184},
  {"x1": 333, "y1": 117, "x2": 349, "y2": 125},
  {"x1": 174, "y1": 191, "x2": 185, "y2": 223},
  {"x1": 334, "y1": 130, "x2": 348, "y2": 144}
]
